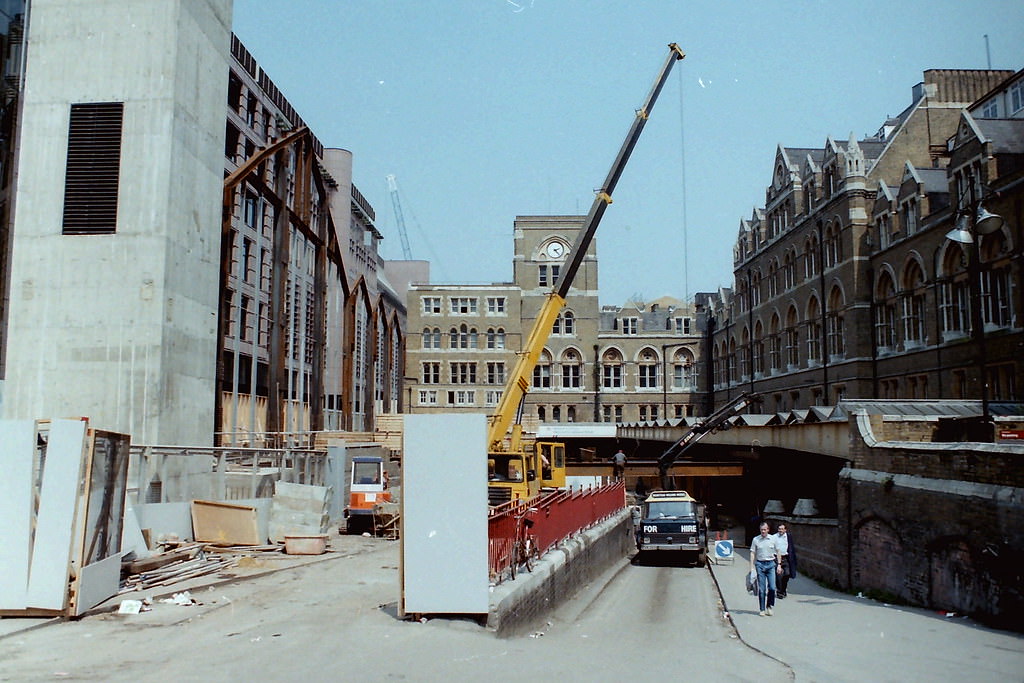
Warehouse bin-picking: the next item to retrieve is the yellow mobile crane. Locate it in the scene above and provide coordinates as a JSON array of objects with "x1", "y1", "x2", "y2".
[{"x1": 487, "y1": 43, "x2": 686, "y2": 506}]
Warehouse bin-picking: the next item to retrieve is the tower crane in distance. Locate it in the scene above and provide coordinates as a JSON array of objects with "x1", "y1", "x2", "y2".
[{"x1": 385, "y1": 174, "x2": 413, "y2": 260}]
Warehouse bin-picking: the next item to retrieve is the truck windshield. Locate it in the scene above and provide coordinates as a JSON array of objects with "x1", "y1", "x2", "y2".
[{"x1": 645, "y1": 501, "x2": 695, "y2": 519}]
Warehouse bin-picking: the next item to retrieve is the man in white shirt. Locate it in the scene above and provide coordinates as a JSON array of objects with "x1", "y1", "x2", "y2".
[
  {"x1": 749, "y1": 522, "x2": 781, "y2": 616},
  {"x1": 774, "y1": 523, "x2": 796, "y2": 598}
]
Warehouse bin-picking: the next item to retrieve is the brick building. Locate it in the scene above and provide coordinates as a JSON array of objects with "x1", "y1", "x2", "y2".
[
  {"x1": 406, "y1": 215, "x2": 703, "y2": 427},
  {"x1": 709, "y1": 68, "x2": 1023, "y2": 418}
]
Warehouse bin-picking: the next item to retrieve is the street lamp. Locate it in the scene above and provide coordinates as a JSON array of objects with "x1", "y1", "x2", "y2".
[{"x1": 944, "y1": 188, "x2": 1004, "y2": 432}]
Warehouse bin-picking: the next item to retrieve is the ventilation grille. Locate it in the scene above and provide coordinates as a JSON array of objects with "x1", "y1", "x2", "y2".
[{"x1": 62, "y1": 102, "x2": 123, "y2": 234}]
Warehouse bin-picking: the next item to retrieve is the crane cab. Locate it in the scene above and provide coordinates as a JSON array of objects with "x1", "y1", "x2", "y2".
[
  {"x1": 344, "y1": 455, "x2": 391, "y2": 533},
  {"x1": 487, "y1": 441, "x2": 566, "y2": 506}
]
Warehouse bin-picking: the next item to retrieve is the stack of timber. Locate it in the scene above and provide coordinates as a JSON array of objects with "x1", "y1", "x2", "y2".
[
  {"x1": 268, "y1": 481, "x2": 331, "y2": 543},
  {"x1": 120, "y1": 543, "x2": 237, "y2": 592}
]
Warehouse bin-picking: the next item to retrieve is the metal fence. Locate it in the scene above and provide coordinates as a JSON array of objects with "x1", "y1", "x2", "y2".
[
  {"x1": 129, "y1": 444, "x2": 329, "y2": 504},
  {"x1": 488, "y1": 481, "x2": 626, "y2": 582}
]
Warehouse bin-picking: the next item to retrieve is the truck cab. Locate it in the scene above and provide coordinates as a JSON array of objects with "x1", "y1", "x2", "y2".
[{"x1": 635, "y1": 490, "x2": 707, "y2": 566}]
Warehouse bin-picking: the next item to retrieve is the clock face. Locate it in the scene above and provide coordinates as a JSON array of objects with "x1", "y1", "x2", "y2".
[{"x1": 546, "y1": 241, "x2": 565, "y2": 259}]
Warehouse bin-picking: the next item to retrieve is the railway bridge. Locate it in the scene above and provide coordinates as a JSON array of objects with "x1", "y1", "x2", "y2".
[{"x1": 543, "y1": 400, "x2": 1024, "y2": 630}]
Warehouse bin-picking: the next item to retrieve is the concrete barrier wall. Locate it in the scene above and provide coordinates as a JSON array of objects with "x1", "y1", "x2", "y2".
[{"x1": 488, "y1": 509, "x2": 633, "y2": 636}]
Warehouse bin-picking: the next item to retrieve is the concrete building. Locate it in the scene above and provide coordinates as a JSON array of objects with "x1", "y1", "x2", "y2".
[
  {"x1": 405, "y1": 215, "x2": 703, "y2": 428},
  {"x1": 0, "y1": 1, "x2": 413, "y2": 445},
  {"x1": 709, "y1": 68, "x2": 1023, "y2": 422}
]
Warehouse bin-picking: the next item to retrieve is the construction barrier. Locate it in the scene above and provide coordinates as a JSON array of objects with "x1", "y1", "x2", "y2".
[{"x1": 488, "y1": 481, "x2": 626, "y2": 582}]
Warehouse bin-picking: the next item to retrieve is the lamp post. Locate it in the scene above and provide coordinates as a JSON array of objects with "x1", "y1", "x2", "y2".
[
  {"x1": 945, "y1": 183, "x2": 1004, "y2": 431},
  {"x1": 661, "y1": 342, "x2": 691, "y2": 420}
]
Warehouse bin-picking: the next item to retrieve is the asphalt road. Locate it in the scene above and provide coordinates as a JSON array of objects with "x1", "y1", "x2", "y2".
[{"x1": 0, "y1": 539, "x2": 786, "y2": 682}]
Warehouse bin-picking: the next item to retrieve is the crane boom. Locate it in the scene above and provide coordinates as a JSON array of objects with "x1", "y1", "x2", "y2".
[
  {"x1": 487, "y1": 43, "x2": 686, "y2": 452},
  {"x1": 386, "y1": 174, "x2": 413, "y2": 260}
]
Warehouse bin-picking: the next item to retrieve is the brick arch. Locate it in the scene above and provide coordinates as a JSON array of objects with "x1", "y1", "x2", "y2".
[
  {"x1": 852, "y1": 515, "x2": 906, "y2": 599},
  {"x1": 927, "y1": 535, "x2": 986, "y2": 614}
]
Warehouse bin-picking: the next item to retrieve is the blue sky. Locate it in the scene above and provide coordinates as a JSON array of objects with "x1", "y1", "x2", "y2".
[{"x1": 231, "y1": 1, "x2": 1024, "y2": 306}]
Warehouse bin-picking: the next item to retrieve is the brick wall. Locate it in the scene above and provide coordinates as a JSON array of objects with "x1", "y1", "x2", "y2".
[
  {"x1": 838, "y1": 469, "x2": 1024, "y2": 629},
  {"x1": 489, "y1": 510, "x2": 633, "y2": 636}
]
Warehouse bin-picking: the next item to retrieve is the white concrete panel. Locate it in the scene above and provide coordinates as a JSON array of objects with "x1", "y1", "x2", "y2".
[
  {"x1": 401, "y1": 414, "x2": 488, "y2": 615},
  {"x1": 26, "y1": 419, "x2": 87, "y2": 611},
  {"x1": 0, "y1": 420, "x2": 35, "y2": 609},
  {"x1": 74, "y1": 552, "x2": 122, "y2": 617}
]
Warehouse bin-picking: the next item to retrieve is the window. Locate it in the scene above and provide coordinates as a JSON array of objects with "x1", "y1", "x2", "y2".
[
  {"x1": 1011, "y1": 81, "x2": 1024, "y2": 115},
  {"x1": 901, "y1": 198, "x2": 918, "y2": 236},
  {"x1": 826, "y1": 288, "x2": 845, "y2": 359},
  {"x1": 981, "y1": 99, "x2": 999, "y2": 118},
  {"x1": 62, "y1": 102, "x2": 124, "y2": 234},
  {"x1": 448, "y1": 390, "x2": 476, "y2": 406},
  {"x1": 554, "y1": 311, "x2": 575, "y2": 336},
  {"x1": 552, "y1": 406, "x2": 562, "y2": 422},
  {"x1": 486, "y1": 327, "x2": 506, "y2": 349},
  {"x1": 486, "y1": 362, "x2": 505, "y2": 385},
  {"x1": 806, "y1": 298, "x2": 822, "y2": 364},
  {"x1": 602, "y1": 349, "x2": 623, "y2": 389},
  {"x1": 783, "y1": 251, "x2": 796, "y2": 290},
  {"x1": 602, "y1": 405, "x2": 623, "y2": 423},
  {"x1": 639, "y1": 405, "x2": 659, "y2": 421},
  {"x1": 422, "y1": 327, "x2": 441, "y2": 349},
  {"x1": 451, "y1": 323, "x2": 477, "y2": 349},
  {"x1": 485, "y1": 390, "x2": 503, "y2": 406},
  {"x1": 621, "y1": 318, "x2": 638, "y2": 335},
  {"x1": 875, "y1": 273, "x2": 897, "y2": 351},
  {"x1": 450, "y1": 362, "x2": 477, "y2": 384},
  {"x1": 902, "y1": 262, "x2": 926, "y2": 346},
  {"x1": 422, "y1": 362, "x2": 440, "y2": 384},
  {"x1": 449, "y1": 297, "x2": 478, "y2": 314},
  {"x1": 785, "y1": 307, "x2": 800, "y2": 367},
  {"x1": 418, "y1": 390, "x2": 438, "y2": 405},
  {"x1": 638, "y1": 349, "x2": 658, "y2": 388},
  {"x1": 672, "y1": 317, "x2": 692, "y2": 334},
  {"x1": 243, "y1": 192, "x2": 259, "y2": 228},
  {"x1": 486, "y1": 297, "x2": 506, "y2": 315},
  {"x1": 561, "y1": 350, "x2": 582, "y2": 389},
  {"x1": 421, "y1": 297, "x2": 441, "y2": 314},
  {"x1": 538, "y1": 264, "x2": 560, "y2": 287}
]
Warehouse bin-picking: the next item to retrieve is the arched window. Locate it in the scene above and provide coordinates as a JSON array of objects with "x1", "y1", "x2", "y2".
[
  {"x1": 980, "y1": 232, "x2": 1013, "y2": 328},
  {"x1": 601, "y1": 348, "x2": 623, "y2": 389},
  {"x1": 739, "y1": 327, "x2": 750, "y2": 379},
  {"x1": 532, "y1": 349, "x2": 552, "y2": 389},
  {"x1": 727, "y1": 337, "x2": 737, "y2": 383},
  {"x1": 901, "y1": 260, "x2": 926, "y2": 346},
  {"x1": 561, "y1": 349, "x2": 582, "y2": 389},
  {"x1": 804, "y1": 235, "x2": 818, "y2": 278},
  {"x1": 875, "y1": 271, "x2": 897, "y2": 350},
  {"x1": 638, "y1": 348, "x2": 658, "y2": 389},
  {"x1": 826, "y1": 287, "x2": 845, "y2": 359},
  {"x1": 672, "y1": 348, "x2": 695, "y2": 389},
  {"x1": 939, "y1": 244, "x2": 968, "y2": 337},
  {"x1": 769, "y1": 313, "x2": 782, "y2": 373},
  {"x1": 486, "y1": 327, "x2": 506, "y2": 349},
  {"x1": 783, "y1": 250, "x2": 796, "y2": 290},
  {"x1": 806, "y1": 296, "x2": 822, "y2": 363},
  {"x1": 753, "y1": 320, "x2": 765, "y2": 376},
  {"x1": 562, "y1": 311, "x2": 575, "y2": 335},
  {"x1": 785, "y1": 306, "x2": 800, "y2": 367},
  {"x1": 767, "y1": 258, "x2": 779, "y2": 298}
]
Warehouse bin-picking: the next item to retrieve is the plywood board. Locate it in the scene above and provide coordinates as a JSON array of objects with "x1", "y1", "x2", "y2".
[
  {"x1": 191, "y1": 499, "x2": 261, "y2": 546},
  {"x1": 0, "y1": 420, "x2": 36, "y2": 610},
  {"x1": 401, "y1": 414, "x2": 488, "y2": 615},
  {"x1": 26, "y1": 419, "x2": 87, "y2": 611},
  {"x1": 73, "y1": 552, "x2": 122, "y2": 617}
]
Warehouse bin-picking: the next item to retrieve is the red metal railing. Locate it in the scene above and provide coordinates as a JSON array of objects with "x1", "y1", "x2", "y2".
[{"x1": 488, "y1": 481, "x2": 626, "y2": 582}]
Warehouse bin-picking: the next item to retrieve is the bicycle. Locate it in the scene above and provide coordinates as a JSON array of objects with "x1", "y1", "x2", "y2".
[{"x1": 509, "y1": 507, "x2": 540, "y2": 580}]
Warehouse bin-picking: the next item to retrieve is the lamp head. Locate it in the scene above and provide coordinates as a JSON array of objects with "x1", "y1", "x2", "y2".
[
  {"x1": 975, "y1": 205, "x2": 1004, "y2": 235},
  {"x1": 945, "y1": 227, "x2": 974, "y2": 244}
]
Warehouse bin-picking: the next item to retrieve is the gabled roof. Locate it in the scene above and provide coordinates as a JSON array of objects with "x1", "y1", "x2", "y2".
[{"x1": 975, "y1": 118, "x2": 1024, "y2": 154}]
